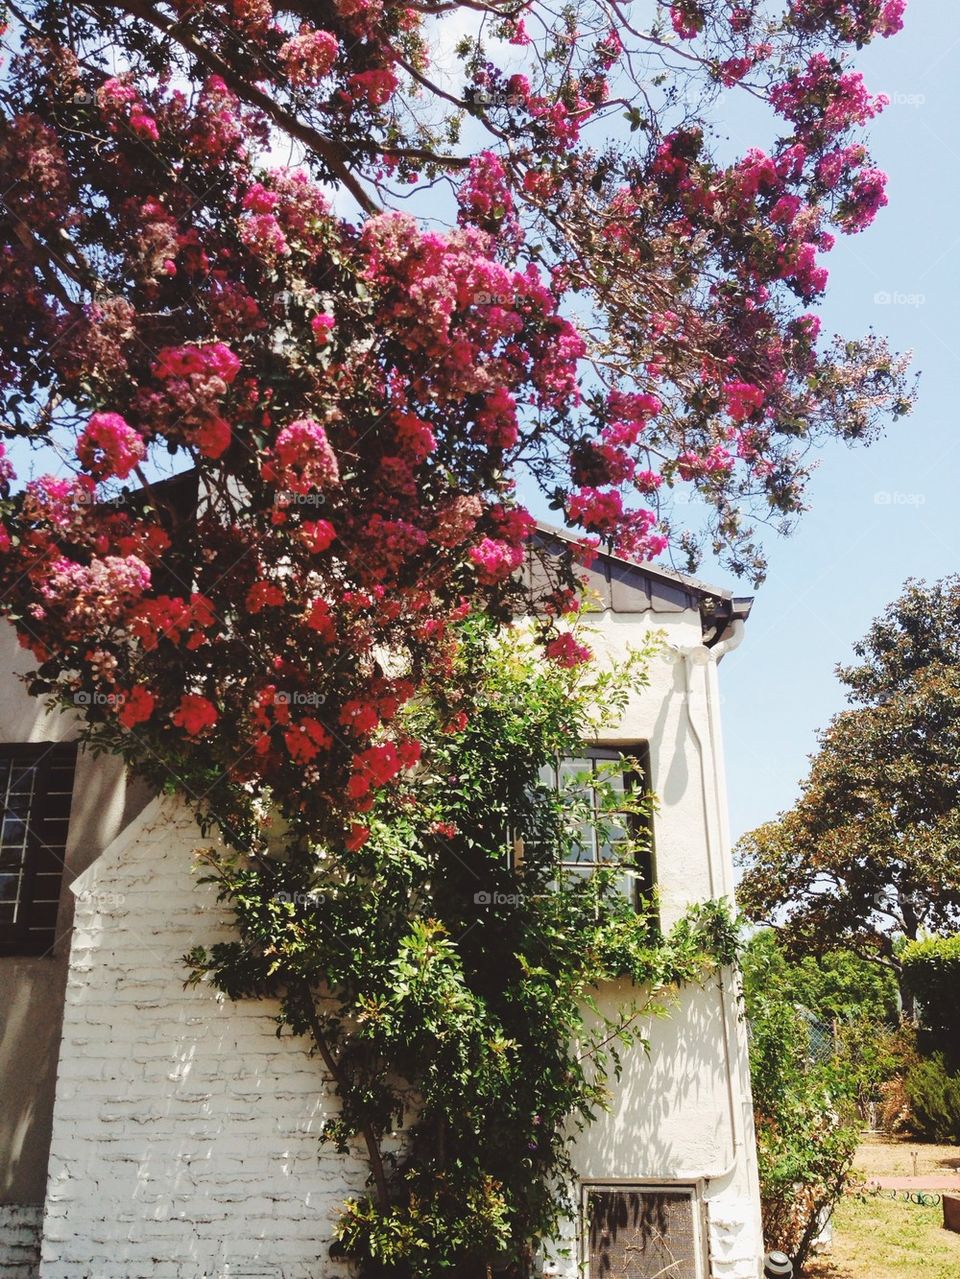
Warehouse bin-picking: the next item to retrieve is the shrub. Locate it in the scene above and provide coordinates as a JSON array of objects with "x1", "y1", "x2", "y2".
[
  {"x1": 901, "y1": 935, "x2": 960, "y2": 1040},
  {"x1": 878, "y1": 1074, "x2": 914, "y2": 1137},
  {"x1": 904, "y1": 1054, "x2": 960, "y2": 1142},
  {"x1": 745, "y1": 947, "x2": 861, "y2": 1270}
]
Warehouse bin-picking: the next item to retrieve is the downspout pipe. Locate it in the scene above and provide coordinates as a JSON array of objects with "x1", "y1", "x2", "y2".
[{"x1": 674, "y1": 620, "x2": 749, "y2": 1183}]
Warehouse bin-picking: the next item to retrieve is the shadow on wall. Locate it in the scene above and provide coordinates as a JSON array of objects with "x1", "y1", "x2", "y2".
[
  {"x1": 0, "y1": 966, "x2": 63, "y2": 1201},
  {"x1": 572, "y1": 975, "x2": 733, "y2": 1182}
]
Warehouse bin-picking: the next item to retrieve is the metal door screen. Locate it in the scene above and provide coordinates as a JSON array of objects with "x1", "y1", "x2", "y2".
[{"x1": 585, "y1": 1186, "x2": 703, "y2": 1279}]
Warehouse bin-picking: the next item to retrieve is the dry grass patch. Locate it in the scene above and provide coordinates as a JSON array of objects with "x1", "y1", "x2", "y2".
[
  {"x1": 804, "y1": 1138, "x2": 960, "y2": 1278},
  {"x1": 853, "y1": 1134, "x2": 960, "y2": 1181}
]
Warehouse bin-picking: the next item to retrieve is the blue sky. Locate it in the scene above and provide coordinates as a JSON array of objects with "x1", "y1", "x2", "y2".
[{"x1": 708, "y1": 3, "x2": 960, "y2": 844}]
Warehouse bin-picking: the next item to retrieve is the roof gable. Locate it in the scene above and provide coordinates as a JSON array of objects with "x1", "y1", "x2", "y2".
[{"x1": 530, "y1": 524, "x2": 753, "y2": 645}]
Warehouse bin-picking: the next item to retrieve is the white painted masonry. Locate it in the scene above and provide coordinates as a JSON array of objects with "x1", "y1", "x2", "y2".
[
  {"x1": 30, "y1": 598, "x2": 762, "y2": 1278},
  {"x1": 0, "y1": 1204, "x2": 42, "y2": 1278},
  {"x1": 552, "y1": 607, "x2": 763, "y2": 1279},
  {"x1": 39, "y1": 798, "x2": 367, "y2": 1279}
]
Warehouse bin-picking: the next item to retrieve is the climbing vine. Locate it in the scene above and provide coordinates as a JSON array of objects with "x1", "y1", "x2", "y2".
[{"x1": 187, "y1": 618, "x2": 738, "y2": 1277}]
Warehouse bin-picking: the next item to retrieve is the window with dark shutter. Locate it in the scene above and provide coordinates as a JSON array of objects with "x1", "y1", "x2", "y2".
[
  {"x1": 0, "y1": 743, "x2": 78, "y2": 955},
  {"x1": 539, "y1": 746, "x2": 656, "y2": 910},
  {"x1": 585, "y1": 1184, "x2": 706, "y2": 1279}
]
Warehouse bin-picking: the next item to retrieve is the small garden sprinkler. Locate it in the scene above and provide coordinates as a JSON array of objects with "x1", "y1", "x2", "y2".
[{"x1": 763, "y1": 1251, "x2": 794, "y2": 1279}]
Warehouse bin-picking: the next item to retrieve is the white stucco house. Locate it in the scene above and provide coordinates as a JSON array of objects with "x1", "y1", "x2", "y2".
[{"x1": 0, "y1": 531, "x2": 763, "y2": 1279}]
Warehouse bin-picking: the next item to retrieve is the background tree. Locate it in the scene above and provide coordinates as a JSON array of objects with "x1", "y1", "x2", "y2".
[
  {"x1": 742, "y1": 929, "x2": 903, "y2": 1123},
  {"x1": 737, "y1": 577, "x2": 960, "y2": 1012},
  {"x1": 741, "y1": 929, "x2": 899, "y2": 1027},
  {"x1": 901, "y1": 935, "x2": 960, "y2": 1042}
]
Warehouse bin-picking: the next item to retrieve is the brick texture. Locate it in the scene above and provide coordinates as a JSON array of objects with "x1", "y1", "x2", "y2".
[{"x1": 39, "y1": 798, "x2": 366, "y2": 1279}]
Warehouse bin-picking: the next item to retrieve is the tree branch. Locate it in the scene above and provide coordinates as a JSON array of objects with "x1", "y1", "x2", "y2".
[
  {"x1": 110, "y1": 0, "x2": 380, "y2": 215},
  {"x1": 295, "y1": 979, "x2": 391, "y2": 1211}
]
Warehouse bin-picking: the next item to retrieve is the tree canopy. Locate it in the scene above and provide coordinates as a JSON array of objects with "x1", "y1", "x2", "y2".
[
  {"x1": 737, "y1": 578, "x2": 960, "y2": 998},
  {"x1": 0, "y1": 0, "x2": 912, "y2": 852},
  {"x1": 0, "y1": 7, "x2": 918, "y2": 1270},
  {"x1": 741, "y1": 928, "x2": 899, "y2": 1027}
]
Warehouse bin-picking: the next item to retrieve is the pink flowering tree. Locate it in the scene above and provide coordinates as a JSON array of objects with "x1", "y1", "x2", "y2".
[
  {"x1": 0, "y1": 3, "x2": 911, "y2": 1268},
  {"x1": 0, "y1": 0, "x2": 912, "y2": 847}
]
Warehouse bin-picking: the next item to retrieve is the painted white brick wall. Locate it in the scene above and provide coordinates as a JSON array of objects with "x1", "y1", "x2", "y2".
[
  {"x1": 40, "y1": 798, "x2": 368, "y2": 1279},
  {"x1": 0, "y1": 1203, "x2": 42, "y2": 1278}
]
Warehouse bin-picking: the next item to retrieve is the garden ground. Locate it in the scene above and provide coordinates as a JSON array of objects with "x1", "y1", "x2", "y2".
[{"x1": 805, "y1": 1136, "x2": 960, "y2": 1279}]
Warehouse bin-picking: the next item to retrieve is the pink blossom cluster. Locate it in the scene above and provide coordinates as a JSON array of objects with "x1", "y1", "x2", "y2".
[
  {"x1": 97, "y1": 77, "x2": 159, "y2": 143},
  {"x1": 469, "y1": 538, "x2": 524, "y2": 585},
  {"x1": 38, "y1": 555, "x2": 152, "y2": 631},
  {"x1": 770, "y1": 55, "x2": 888, "y2": 142},
  {"x1": 669, "y1": 4, "x2": 703, "y2": 39},
  {"x1": 839, "y1": 167, "x2": 888, "y2": 232},
  {"x1": 431, "y1": 496, "x2": 483, "y2": 549},
  {"x1": 284, "y1": 717, "x2": 333, "y2": 762},
  {"x1": 614, "y1": 510, "x2": 668, "y2": 562},
  {"x1": 354, "y1": 516, "x2": 428, "y2": 582},
  {"x1": 171, "y1": 694, "x2": 218, "y2": 736},
  {"x1": 240, "y1": 211, "x2": 290, "y2": 262},
  {"x1": 677, "y1": 445, "x2": 734, "y2": 480},
  {"x1": 348, "y1": 68, "x2": 399, "y2": 107},
  {"x1": 266, "y1": 419, "x2": 341, "y2": 492},
  {"x1": 789, "y1": 0, "x2": 906, "y2": 40},
  {"x1": 567, "y1": 487, "x2": 625, "y2": 534},
  {"x1": 76, "y1": 412, "x2": 146, "y2": 480},
  {"x1": 458, "y1": 152, "x2": 521, "y2": 247},
  {"x1": 723, "y1": 381, "x2": 765, "y2": 422},
  {"x1": 347, "y1": 738, "x2": 421, "y2": 800},
  {"x1": 545, "y1": 633, "x2": 592, "y2": 667},
  {"x1": 144, "y1": 343, "x2": 242, "y2": 458},
  {"x1": 278, "y1": 25, "x2": 340, "y2": 85}
]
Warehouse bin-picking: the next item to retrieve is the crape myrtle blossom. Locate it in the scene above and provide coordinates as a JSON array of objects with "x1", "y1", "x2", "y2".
[
  {"x1": 0, "y1": 8, "x2": 907, "y2": 1265},
  {"x1": 0, "y1": 0, "x2": 912, "y2": 856}
]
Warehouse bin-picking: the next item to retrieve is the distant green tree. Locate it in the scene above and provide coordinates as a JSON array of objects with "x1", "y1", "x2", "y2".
[
  {"x1": 741, "y1": 929, "x2": 899, "y2": 1026},
  {"x1": 737, "y1": 578, "x2": 960, "y2": 1014},
  {"x1": 904, "y1": 1054, "x2": 960, "y2": 1143},
  {"x1": 901, "y1": 934, "x2": 960, "y2": 1070}
]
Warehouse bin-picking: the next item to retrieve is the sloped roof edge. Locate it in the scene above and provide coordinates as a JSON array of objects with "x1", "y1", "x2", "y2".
[{"x1": 532, "y1": 522, "x2": 753, "y2": 646}]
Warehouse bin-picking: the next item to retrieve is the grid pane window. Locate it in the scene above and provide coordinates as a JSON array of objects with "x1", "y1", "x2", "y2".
[
  {"x1": 0, "y1": 744, "x2": 77, "y2": 955},
  {"x1": 539, "y1": 746, "x2": 655, "y2": 907}
]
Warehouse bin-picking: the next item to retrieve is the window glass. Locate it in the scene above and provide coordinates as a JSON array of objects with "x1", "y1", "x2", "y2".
[{"x1": 549, "y1": 747, "x2": 656, "y2": 906}]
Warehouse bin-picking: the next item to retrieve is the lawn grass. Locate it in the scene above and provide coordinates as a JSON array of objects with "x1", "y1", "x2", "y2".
[{"x1": 804, "y1": 1192, "x2": 960, "y2": 1279}]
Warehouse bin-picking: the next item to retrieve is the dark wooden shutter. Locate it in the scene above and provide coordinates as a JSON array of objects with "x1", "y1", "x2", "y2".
[{"x1": 0, "y1": 742, "x2": 77, "y2": 955}]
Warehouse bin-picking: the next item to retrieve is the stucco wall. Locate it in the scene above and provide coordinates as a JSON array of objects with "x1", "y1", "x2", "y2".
[
  {"x1": 0, "y1": 623, "x2": 153, "y2": 1275},
  {"x1": 552, "y1": 607, "x2": 763, "y2": 1278},
  {"x1": 34, "y1": 605, "x2": 761, "y2": 1278}
]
